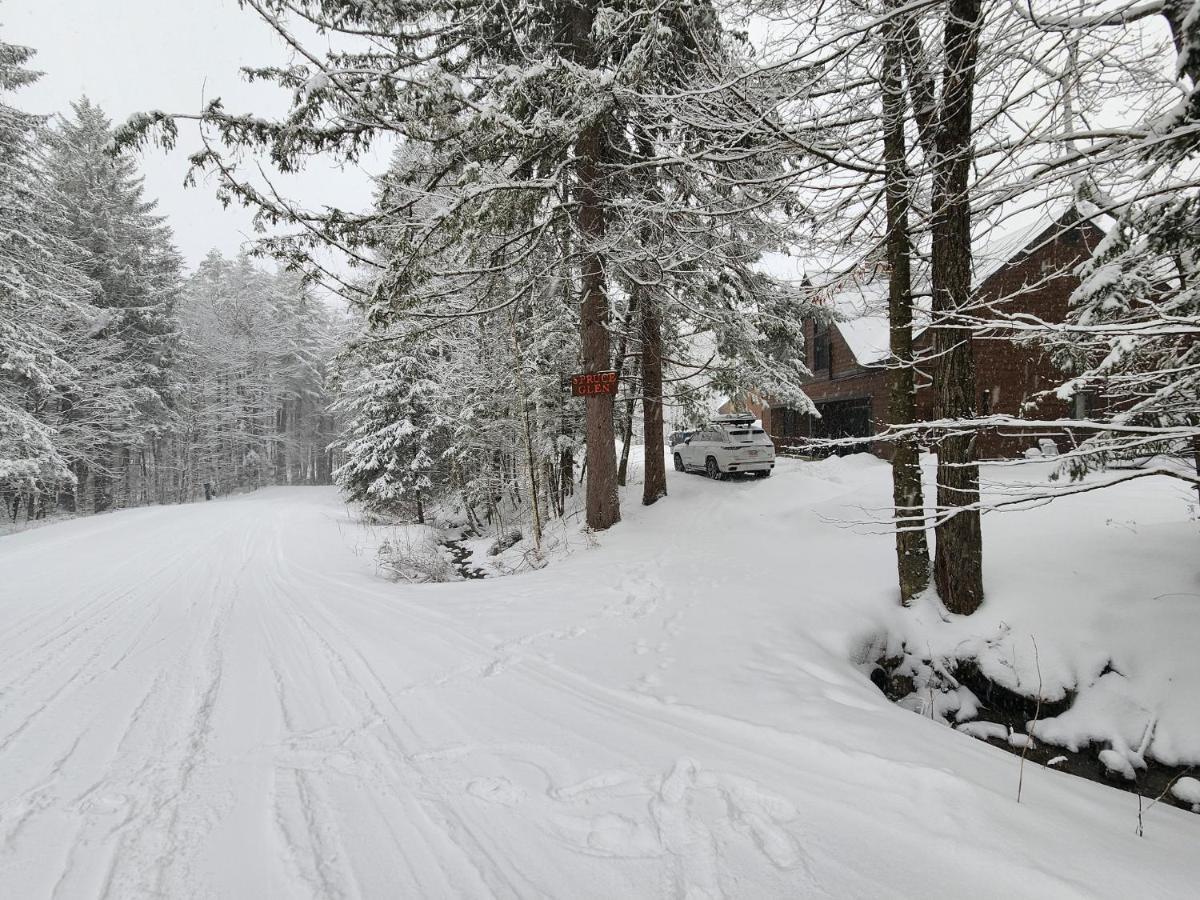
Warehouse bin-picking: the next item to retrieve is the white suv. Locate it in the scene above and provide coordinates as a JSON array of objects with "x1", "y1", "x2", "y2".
[{"x1": 672, "y1": 415, "x2": 776, "y2": 479}]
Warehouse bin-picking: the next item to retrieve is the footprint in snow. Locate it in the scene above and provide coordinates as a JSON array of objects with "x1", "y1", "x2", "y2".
[
  {"x1": 549, "y1": 758, "x2": 808, "y2": 877},
  {"x1": 481, "y1": 656, "x2": 514, "y2": 677},
  {"x1": 77, "y1": 793, "x2": 129, "y2": 815},
  {"x1": 466, "y1": 777, "x2": 525, "y2": 807},
  {"x1": 550, "y1": 770, "x2": 640, "y2": 801},
  {"x1": 549, "y1": 811, "x2": 664, "y2": 858},
  {"x1": 632, "y1": 673, "x2": 662, "y2": 693}
]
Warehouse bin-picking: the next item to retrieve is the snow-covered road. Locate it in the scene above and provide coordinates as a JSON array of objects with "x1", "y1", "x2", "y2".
[{"x1": 1, "y1": 470, "x2": 1198, "y2": 898}]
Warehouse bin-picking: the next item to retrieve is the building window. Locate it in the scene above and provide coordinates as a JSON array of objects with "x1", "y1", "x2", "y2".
[
  {"x1": 771, "y1": 407, "x2": 806, "y2": 439},
  {"x1": 813, "y1": 319, "x2": 831, "y2": 373}
]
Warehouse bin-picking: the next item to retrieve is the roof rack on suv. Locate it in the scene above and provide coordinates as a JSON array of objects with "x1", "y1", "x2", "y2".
[{"x1": 711, "y1": 413, "x2": 757, "y2": 425}]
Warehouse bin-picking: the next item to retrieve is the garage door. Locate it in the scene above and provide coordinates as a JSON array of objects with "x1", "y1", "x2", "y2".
[{"x1": 815, "y1": 398, "x2": 872, "y2": 453}]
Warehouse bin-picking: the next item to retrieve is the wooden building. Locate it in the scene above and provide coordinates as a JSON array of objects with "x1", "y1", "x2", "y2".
[{"x1": 737, "y1": 208, "x2": 1104, "y2": 459}]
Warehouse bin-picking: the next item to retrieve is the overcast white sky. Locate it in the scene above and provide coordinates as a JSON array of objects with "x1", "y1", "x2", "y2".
[{"x1": 4, "y1": 0, "x2": 385, "y2": 270}]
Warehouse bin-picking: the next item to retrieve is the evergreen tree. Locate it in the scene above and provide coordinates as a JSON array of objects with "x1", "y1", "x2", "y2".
[
  {"x1": 43, "y1": 98, "x2": 183, "y2": 511},
  {"x1": 335, "y1": 336, "x2": 450, "y2": 522},
  {"x1": 1054, "y1": 188, "x2": 1200, "y2": 493},
  {"x1": 115, "y1": 0, "x2": 807, "y2": 533},
  {"x1": 0, "y1": 36, "x2": 96, "y2": 513},
  {"x1": 170, "y1": 250, "x2": 342, "y2": 500}
]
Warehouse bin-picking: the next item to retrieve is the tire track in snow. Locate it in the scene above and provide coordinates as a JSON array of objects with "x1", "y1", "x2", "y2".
[
  {"x1": 0, "y1": 518, "x2": 211, "y2": 662},
  {"x1": 249, "y1": 511, "x2": 551, "y2": 898},
  {"x1": 2, "y1": 489, "x2": 819, "y2": 898},
  {"x1": 251, "y1": 516, "x2": 501, "y2": 898},
  {"x1": 37, "y1": 527, "x2": 250, "y2": 898},
  {"x1": 272, "y1": 551, "x2": 816, "y2": 898},
  {"x1": 0, "y1": 517, "x2": 248, "y2": 767},
  {"x1": 264, "y1": 651, "x2": 356, "y2": 900},
  {"x1": 280, "y1": 599, "x2": 509, "y2": 897}
]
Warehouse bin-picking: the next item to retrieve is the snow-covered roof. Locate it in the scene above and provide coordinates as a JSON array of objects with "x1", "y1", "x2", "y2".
[
  {"x1": 760, "y1": 198, "x2": 1107, "y2": 369},
  {"x1": 820, "y1": 281, "x2": 891, "y2": 366},
  {"x1": 971, "y1": 190, "x2": 1114, "y2": 285},
  {"x1": 972, "y1": 195, "x2": 1075, "y2": 284}
]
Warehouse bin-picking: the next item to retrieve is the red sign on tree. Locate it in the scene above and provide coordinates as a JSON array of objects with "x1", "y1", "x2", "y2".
[{"x1": 570, "y1": 370, "x2": 619, "y2": 397}]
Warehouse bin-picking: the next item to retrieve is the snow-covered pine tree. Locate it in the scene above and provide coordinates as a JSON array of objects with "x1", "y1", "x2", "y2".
[
  {"x1": 270, "y1": 270, "x2": 343, "y2": 485},
  {"x1": 113, "y1": 0, "x2": 806, "y2": 534},
  {"x1": 343, "y1": 153, "x2": 582, "y2": 536},
  {"x1": 597, "y1": 8, "x2": 814, "y2": 505},
  {"x1": 1054, "y1": 201, "x2": 1199, "y2": 489},
  {"x1": 43, "y1": 98, "x2": 183, "y2": 512},
  {"x1": 168, "y1": 251, "x2": 341, "y2": 501},
  {"x1": 0, "y1": 35, "x2": 97, "y2": 517},
  {"x1": 335, "y1": 333, "x2": 450, "y2": 523}
]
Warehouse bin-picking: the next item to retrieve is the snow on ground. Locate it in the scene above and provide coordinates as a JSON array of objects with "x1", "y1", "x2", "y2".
[
  {"x1": 885, "y1": 457, "x2": 1200, "y2": 772},
  {"x1": 0, "y1": 456, "x2": 1197, "y2": 898}
]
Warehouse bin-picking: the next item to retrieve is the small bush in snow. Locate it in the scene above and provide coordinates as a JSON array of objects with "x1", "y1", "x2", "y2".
[{"x1": 378, "y1": 531, "x2": 456, "y2": 584}]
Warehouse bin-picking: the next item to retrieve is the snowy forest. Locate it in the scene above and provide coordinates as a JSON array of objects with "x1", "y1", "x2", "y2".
[
  {"x1": 6, "y1": 0, "x2": 1198, "y2": 587},
  {"x1": 2, "y1": 0, "x2": 1200, "y2": 895},
  {"x1": 1, "y1": 90, "x2": 341, "y2": 518}
]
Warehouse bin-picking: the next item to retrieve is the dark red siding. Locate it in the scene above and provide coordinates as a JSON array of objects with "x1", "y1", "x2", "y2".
[{"x1": 767, "y1": 219, "x2": 1101, "y2": 459}]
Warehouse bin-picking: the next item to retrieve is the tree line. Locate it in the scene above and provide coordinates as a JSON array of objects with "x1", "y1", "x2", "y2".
[
  {"x1": 88, "y1": 0, "x2": 1200, "y2": 612},
  {"x1": 118, "y1": 0, "x2": 813, "y2": 540},
  {"x1": 1, "y1": 41, "x2": 342, "y2": 523}
]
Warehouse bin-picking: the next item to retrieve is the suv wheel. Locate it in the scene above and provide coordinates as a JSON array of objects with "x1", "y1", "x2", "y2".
[
  {"x1": 673, "y1": 453, "x2": 685, "y2": 472},
  {"x1": 706, "y1": 457, "x2": 723, "y2": 481}
]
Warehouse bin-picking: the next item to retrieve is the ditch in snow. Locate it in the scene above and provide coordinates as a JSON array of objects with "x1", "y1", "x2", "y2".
[{"x1": 868, "y1": 644, "x2": 1198, "y2": 814}]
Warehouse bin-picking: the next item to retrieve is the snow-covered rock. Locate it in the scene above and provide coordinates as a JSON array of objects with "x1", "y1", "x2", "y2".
[
  {"x1": 1098, "y1": 749, "x2": 1137, "y2": 781},
  {"x1": 957, "y1": 721, "x2": 1008, "y2": 742},
  {"x1": 1008, "y1": 731, "x2": 1037, "y2": 750},
  {"x1": 1171, "y1": 777, "x2": 1200, "y2": 811}
]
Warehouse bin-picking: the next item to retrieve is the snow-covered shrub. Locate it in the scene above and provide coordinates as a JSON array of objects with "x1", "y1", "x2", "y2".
[{"x1": 377, "y1": 527, "x2": 455, "y2": 583}]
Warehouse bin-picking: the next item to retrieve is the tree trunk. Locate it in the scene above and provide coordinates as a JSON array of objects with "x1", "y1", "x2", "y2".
[
  {"x1": 570, "y1": 4, "x2": 620, "y2": 531},
  {"x1": 509, "y1": 310, "x2": 543, "y2": 549},
  {"x1": 1193, "y1": 435, "x2": 1200, "y2": 504},
  {"x1": 641, "y1": 293, "x2": 667, "y2": 506},
  {"x1": 614, "y1": 296, "x2": 639, "y2": 488},
  {"x1": 617, "y1": 353, "x2": 638, "y2": 487},
  {"x1": 930, "y1": 0, "x2": 984, "y2": 614},
  {"x1": 1164, "y1": 0, "x2": 1200, "y2": 85},
  {"x1": 881, "y1": 7, "x2": 930, "y2": 605},
  {"x1": 560, "y1": 446, "x2": 574, "y2": 507}
]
